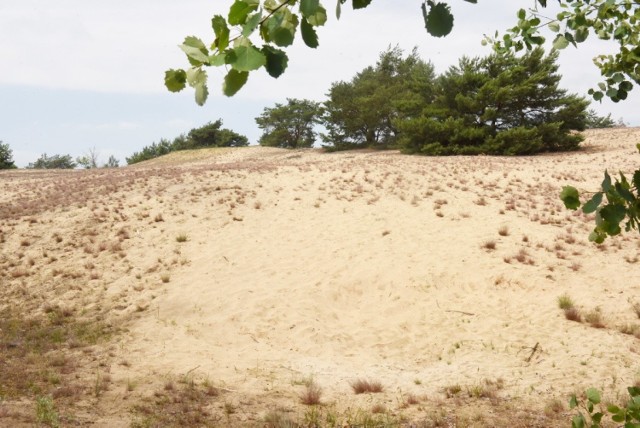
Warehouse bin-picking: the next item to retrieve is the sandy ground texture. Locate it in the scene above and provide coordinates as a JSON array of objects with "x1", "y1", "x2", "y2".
[{"x1": 1, "y1": 128, "x2": 640, "y2": 427}]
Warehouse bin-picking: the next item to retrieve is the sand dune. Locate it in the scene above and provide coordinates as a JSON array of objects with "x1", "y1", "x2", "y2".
[{"x1": 1, "y1": 128, "x2": 640, "y2": 426}]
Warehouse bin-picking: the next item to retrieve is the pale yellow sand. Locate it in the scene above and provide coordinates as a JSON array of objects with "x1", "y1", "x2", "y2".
[{"x1": 1, "y1": 128, "x2": 639, "y2": 426}]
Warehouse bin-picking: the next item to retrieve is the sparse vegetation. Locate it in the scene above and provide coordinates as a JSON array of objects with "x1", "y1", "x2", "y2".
[
  {"x1": 350, "y1": 379, "x2": 384, "y2": 394},
  {"x1": 557, "y1": 294, "x2": 575, "y2": 310}
]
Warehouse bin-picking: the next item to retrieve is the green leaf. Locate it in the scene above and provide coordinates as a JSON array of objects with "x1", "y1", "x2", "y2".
[
  {"x1": 227, "y1": 45, "x2": 266, "y2": 72},
  {"x1": 336, "y1": 0, "x2": 341, "y2": 19},
  {"x1": 209, "y1": 52, "x2": 227, "y2": 66},
  {"x1": 588, "y1": 229, "x2": 606, "y2": 243},
  {"x1": 575, "y1": 27, "x2": 589, "y2": 43},
  {"x1": 599, "y1": 204, "x2": 626, "y2": 234},
  {"x1": 610, "y1": 413, "x2": 625, "y2": 423},
  {"x1": 242, "y1": 12, "x2": 262, "y2": 37},
  {"x1": 593, "y1": 91, "x2": 604, "y2": 101},
  {"x1": 553, "y1": 34, "x2": 570, "y2": 49},
  {"x1": 569, "y1": 395, "x2": 578, "y2": 409},
  {"x1": 307, "y1": 5, "x2": 327, "y2": 26},
  {"x1": 194, "y1": 81, "x2": 208, "y2": 106},
  {"x1": 607, "y1": 404, "x2": 621, "y2": 414},
  {"x1": 212, "y1": 16, "x2": 230, "y2": 51},
  {"x1": 301, "y1": 18, "x2": 319, "y2": 48},
  {"x1": 615, "y1": 182, "x2": 635, "y2": 203},
  {"x1": 186, "y1": 67, "x2": 207, "y2": 87},
  {"x1": 262, "y1": 45, "x2": 288, "y2": 78},
  {"x1": 180, "y1": 36, "x2": 210, "y2": 65},
  {"x1": 228, "y1": 0, "x2": 259, "y2": 25},
  {"x1": 572, "y1": 413, "x2": 585, "y2": 428},
  {"x1": 561, "y1": 186, "x2": 581, "y2": 210},
  {"x1": 300, "y1": 0, "x2": 320, "y2": 17},
  {"x1": 517, "y1": 8, "x2": 526, "y2": 20},
  {"x1": 586, "y1": 388, "x2": 601, "y2": 404},
  {"x1": 272, "y1": 27, "x2": 296, "y2": 46},
  {"x1": 164, "y1": 69, "x2": 187, "y2": 92},
  {"x1": 223, "y1": 69, "x2": 249, "y2": 96},
  {"x1": 633, "y1": 170, "x2": 640, "y2": 194},
  {"x1": 352, "y1": 0, "x2": 372, "y2": 9},
  {"x1": 582, "y1": 192, "x2": 603, "y2": 214},
  {"x1": 548, "y1": 22, "x2": 560, "y2": 32},
  {"x1": 424, "y1": 2, "x2": 454, "y2": 38},
  {"x1": 602, "y1": 171, "x2": 612, "y2": 192}
]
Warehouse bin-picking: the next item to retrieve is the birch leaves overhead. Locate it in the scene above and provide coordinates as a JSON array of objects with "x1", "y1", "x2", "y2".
[{"x1": 165, "y1": 0, "x2": 467, "y2": 104}]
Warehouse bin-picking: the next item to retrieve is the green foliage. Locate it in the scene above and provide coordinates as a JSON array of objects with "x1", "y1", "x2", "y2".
[
  {"x1": 103, "y1": 155, "x2": 120, "y2": 168},
  {"x1": 584, "y1": 109, "x2": 617, "y2": 129},
  {"x1": 168, "y1": 1, "x2": 640, "y2": 103},
  {"x1": 27, "y1": 154, "x2": 76, "y2": 169},
  {"x1": 570, "y1": 387, "x2": 640, "y2": 427},
  {"x1": 486, "y1": 0, "x2": 639, "y2": 103},
  {"x1": 166, "y1": 0, "x2": 476, "y2": 101},
  {"x1": 35, "y1": 395, "x2": 60, "y2": 428},
  {"x1": 397, "y1": 48, "x2": 587, "y2": 155},
  {"x1": 76, "y1": 147, "x2": 99, "y2": 169},
  {"x1": 126, "y1": 120, "x2": 248, "y2": 164},
  {"x1": 322, "y1": 46, "x2": 437, "y2": 149},
  {"x1": 256, "y1": 98, "x2": 322, "y2": 148},
  {"x1": 0, "y1": 141, "x2": 17, "y2": 169},
  {"x1": 561, "y1": 165, "x2": 640, "y2": 243}
]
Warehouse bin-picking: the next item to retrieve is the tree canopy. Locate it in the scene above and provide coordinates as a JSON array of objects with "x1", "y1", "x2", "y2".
[
  {"x1": 256, "y1": 98, "x2": 322, "y2": 148},
  {"x1": 322, "y1": 47, "x2": 436, "y2": 149},
  {"x1": 165, "y1": 0, "x2": 640, "y2": 104},
  {"x1": 127, "y1": 120, "x2": 248, "y2": 164},
  {"x1": 27, "y1": 154, "x2": 77, "y2": 169},
  {"x1": 398, "y1": 48, "x2": 588, "y2": 155},
  {"x1": 0, "y1": 141, "x2": 17, "y2": 169}
]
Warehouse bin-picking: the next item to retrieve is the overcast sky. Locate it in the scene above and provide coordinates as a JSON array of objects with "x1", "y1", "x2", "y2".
[{"x1": 1, "y1": 1, "x2": 638, "y2": 167}]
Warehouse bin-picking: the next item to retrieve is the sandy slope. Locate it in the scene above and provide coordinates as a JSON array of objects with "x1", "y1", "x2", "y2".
[{"x1": 1, "y1": 128, "x2": 640, "y2": 426}]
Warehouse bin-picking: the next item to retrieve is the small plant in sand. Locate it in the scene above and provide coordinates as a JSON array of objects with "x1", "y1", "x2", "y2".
[
  {"x1": 299, "y1": 382, "x2": 323, "y2": 405},
  {"x1": 632, "y1": 301, "x2": 640, "y2": 319},
  {"x1": 160, "y1": 273, "x2": 171, "y2": 283},
  {"x1": 584, "y1": 309, "x2": 606, "y2": 329},
  {"x1": 482, "y1": 240, "x2": 497, "y2": 251},
  {"x1": 570, "y1": 387, "x2": 640, "y2": 427},
  {"x1": 35, "y1": 395, "x2": 60, "y2": 428},
  {"x1": 557, "y1": 294, "x2": 575, "y2": 310},
  {"x1": 350, "y1": 379, "x2": 384, "y2": 394},
  {"x1": 176, "y1": 233, "x2": 188, "y2": 243},
  {"x1": 565, "y1": 307, "x2": 582, "y2": 322},
  {"x1": 498, "y1": 225, "x2": 509, "y2": 236}
]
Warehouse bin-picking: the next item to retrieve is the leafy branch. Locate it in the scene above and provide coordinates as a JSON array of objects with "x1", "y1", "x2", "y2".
[
  {"x1": 570, "y1": 387, "x2": 640, "y2": 427},
  {"x1": 561, "y1": 144, "x2": 640, "y2": 243},
  {"x1": 485, "y1": 0, "x2": 639, "y2": 103},
  {"x1": 165, "y1": 0, "x2": 477, "y2": 104}
]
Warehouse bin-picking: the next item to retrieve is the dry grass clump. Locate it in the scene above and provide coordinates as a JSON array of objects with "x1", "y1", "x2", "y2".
[
  {"x1": 498, "y1": 226, "x2": 509, "y2": 237},
  {"x1": 584, "y1": 309, "x2": 606, "y2": 329},
  {"x1": 131, "y1": 377, "x2": 221, "y2": 427},
  {"x1": 564, "y1": 307, "x2": 582, "y2": 322},
  {"x1": 299, "y1": 382, "x2": 323, "y2": 405},
  {"x1": 632, "y1": 301, "x2": 640, "y2": 319},
  {"x1": 482, "y1": 240, "x2": 497, "y2": 251},
  {"x1": 350, "y1": 379, "x2": 384, "y2": 394}
]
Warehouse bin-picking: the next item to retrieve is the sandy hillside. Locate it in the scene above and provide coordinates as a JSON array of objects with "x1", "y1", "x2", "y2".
[{"x1": 1, "y1": 128, "x2": 640, "y2": 427}]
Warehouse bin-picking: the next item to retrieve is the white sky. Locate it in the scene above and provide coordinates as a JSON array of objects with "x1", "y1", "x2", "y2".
[{"x1": 1, "y1": 1, "x2": 638, "y2": 166}]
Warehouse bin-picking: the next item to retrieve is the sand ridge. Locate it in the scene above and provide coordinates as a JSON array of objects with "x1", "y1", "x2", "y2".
[{"x1": 1, "y1": 128, "x2": 640, "y2": 426}]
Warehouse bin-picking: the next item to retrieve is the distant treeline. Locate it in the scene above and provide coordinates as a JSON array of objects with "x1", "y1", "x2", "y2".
[
  {"x1": 126, "y1": 120, "x2": 248, "y2": 165},
  {"x1": 255, "y1": 47, "x2": 624, "y2": 156}
]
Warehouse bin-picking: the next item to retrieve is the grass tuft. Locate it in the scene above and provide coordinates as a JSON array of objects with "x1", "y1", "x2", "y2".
[{"x1": 350, "y1": 379, "x2": 384, "y2": 394}]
